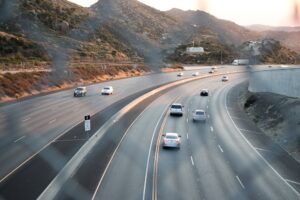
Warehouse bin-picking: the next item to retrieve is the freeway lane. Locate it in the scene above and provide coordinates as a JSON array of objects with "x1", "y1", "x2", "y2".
[
  {"x1": 156, "y1": 77, "x2": 246, "y2": 200},
  {"x1": 92, "y1": 75, "x2": 224, "y2": 200},
  {"x1": 92, "y1": 73, "x2": 299, "y2": 200}
]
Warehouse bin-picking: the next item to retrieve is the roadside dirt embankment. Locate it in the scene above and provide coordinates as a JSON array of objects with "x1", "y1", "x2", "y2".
[
  {"x1": 0, "y1": 65, "x2": 149, "y2": 103},
  {"x1": 241, "y1": 88, "x2": 300, "y2": 162}
]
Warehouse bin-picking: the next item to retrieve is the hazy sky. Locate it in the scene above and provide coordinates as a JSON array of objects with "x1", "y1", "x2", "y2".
[{"x1": 67, "y1": 0, "x2": 299, "y2": 26}]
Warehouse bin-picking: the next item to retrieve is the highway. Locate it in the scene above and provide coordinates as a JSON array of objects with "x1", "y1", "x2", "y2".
[
  {"x1": 1, "y1": 66, "x2": 300, "y2": 199},
  {"x1": 0, "y1": 68, "x2": 213, "y2": 181},
  {"x1": 90, "y1": 74, "x2": 300, "y2": 200}
]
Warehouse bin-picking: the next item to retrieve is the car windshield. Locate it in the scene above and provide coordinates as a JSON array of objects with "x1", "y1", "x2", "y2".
[
  {"x1": 171, "y1": 105, "x2": 182, "y2": 109},
  {"x1": 76, "y1": 88, "x2": 84, "y2": 91},
  {"x1": 104, "y1": 87, "x2": 111, "y2": 90},
  {"x1": 166, "y1": 135, "x2": 178, "y2": 139},
  {"x1": 196, "y1": 111, "x2": 205, "y2": 115}
]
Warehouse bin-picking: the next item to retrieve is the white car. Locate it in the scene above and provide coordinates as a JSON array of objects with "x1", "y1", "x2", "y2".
[
  {"x1": 222, "y1": 75, "x2": 229, "y2": 81},
  {"x1": 177, "y1": 72, "x2": 184, "y2": 77},
  {"x1": 162, "y1": 133, "x2": 181, "y2": 149},
  {"x1": 170, "y1": 103, "x2": 184, "y2": 116},
  {"x1": 74, "y1": 87, "x2": 87, "y2": 97},
  {"x1": 101, "y1": 86, "x2": 114, "y2": 95},
  {"x1": 193, "y1": 109, "x2": 207, "y2": 122},
  {"x1": 192, "y1": 72, "x2": 199, "y2": 76}
]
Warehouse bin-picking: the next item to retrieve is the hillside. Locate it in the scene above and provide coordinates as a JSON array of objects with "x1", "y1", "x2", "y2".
[
  {"x1": 91, "y1": 0, "x2": 215, "y2": 67},
  {"x1": 166, "y1": 39, "x2": 235, "y2": 65},
  {"x1": 237, "y1": 39, "x2": 300, "y2": 64},
  {"x1": 246, "y1": 25, "x2": 300, "y2": 53},
  {"x1": 0, "y1": 0, "x2": 141, "y2": 67},
  {"x1": 166, "y1": 8, "x2": 259, "y2": 45},
  {"x1": 246, "y1": 25, "x2": 300, "y2": 33},
  {"x1": 260, "y1": 31, "x2": 300, "y2": 53}
]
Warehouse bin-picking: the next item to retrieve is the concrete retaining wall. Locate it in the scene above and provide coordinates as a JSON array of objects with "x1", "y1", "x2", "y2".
[{"x1": 248, "y1": 68, "x2": 300, "y2": 98}]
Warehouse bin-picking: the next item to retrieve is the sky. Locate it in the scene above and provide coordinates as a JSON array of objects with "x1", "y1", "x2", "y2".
[{"x1": 67, "y1": 0, "x2": 300, "y2": 26}]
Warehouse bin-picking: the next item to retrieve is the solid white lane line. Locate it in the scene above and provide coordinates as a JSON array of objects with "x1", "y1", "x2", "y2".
[
  {"x1": 236, "y1": 175, "x2": 245, "y2": 189},
  {"x1": 286, "y1": 179, "x2": 300, "y2": 186},
  {"x1": 187, "y1": 133, "x2": 189, "y2": 139},
  {"x1": 186, "y1": 118, "x2": 189, "y2": 123},
  {"x1": 14, "y1": 136, "x2": 26, "y2": 143},
  {"x1": 239, "y1": 128, "x2": 261, "y2": 134},
  {"x1": 142, "y1": 105, "x2": 169, "y2": 200},
  {"x1": 218, "y1": 145, "x2": 224, "y2": 153},
  {"x1": 255, "y1": 147, "x2": 271, "y2": 152},
  {"x1": 22, "y1": 117, "x2": 31, "y2": 122},
  {"x1": 207, "y1": 105, "x2": 209, "y2": 109},
  {"x1": 210, "y1": 126, "x2": 214, "y2": 132},
  {"x1": 48, "y1": 119, "x2": 56, "y2": 125},
  {"x1": 190, "y1": 156, "x2": 194, "y2": 166},
  {"x1": 231, "y1": 116, "x2": 247, "y2": 120}
]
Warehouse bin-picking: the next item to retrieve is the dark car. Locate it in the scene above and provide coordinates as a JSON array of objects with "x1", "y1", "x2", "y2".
[{"x1": 200, "y1": 89, "x2": 209, "y2": 96}]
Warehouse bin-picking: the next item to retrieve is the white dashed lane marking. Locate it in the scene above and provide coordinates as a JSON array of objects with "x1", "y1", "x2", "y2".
[
  {"x1": 14, "y1": 136, "x2": 26, "y2": 143},
  {"x1": 190, "y1": 156, "x2": 194, "y2": 166},
  {"x1": 218, "y1": 145, "x2": 224, "y2": 153},
  {"x1": 236, "y1": 175, "x2": 245, "y2": 189},
  {"x1": 48, "y1": 119, "x2": 56, "y2": 125},
  {"x1": 22, "y1": 117, "x2": 31, "y2": 122}
]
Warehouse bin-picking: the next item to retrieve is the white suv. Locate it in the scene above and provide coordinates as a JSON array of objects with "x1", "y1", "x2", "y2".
[{"x1": 170, "y1": 103, "x2": 184, "y2": 116}]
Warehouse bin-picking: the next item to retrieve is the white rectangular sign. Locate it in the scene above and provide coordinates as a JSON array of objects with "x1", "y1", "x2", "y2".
[{"x1": 84, "y1": 120, "x2": 91, "y2": 132}]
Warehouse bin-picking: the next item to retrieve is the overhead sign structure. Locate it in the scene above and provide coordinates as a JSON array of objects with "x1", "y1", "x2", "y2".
[{"x1": 84, "y1": 115, "x2": 91, "y2": 132}]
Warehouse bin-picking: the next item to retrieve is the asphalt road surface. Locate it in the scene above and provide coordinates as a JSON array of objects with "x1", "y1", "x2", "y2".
[
  {"x1": 1, "y1": 66, "x2": 299, "y2": 200},
  {"x1": 93, "y1": 74, "x2": 300, "y2": 200},
  {"x1": 0, "y1": 68, "x2": 217, "y2": 181}
]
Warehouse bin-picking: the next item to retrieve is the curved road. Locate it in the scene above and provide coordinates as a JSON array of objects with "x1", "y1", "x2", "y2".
[
  {"x1": 1, "y1": 66, "x2": 299, "y2": 200},
  {"x1": 93, "y1": 74, "x2": 299, "y2": 200}
]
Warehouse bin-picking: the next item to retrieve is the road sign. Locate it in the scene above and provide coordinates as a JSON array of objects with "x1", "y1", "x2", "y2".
[{"x1": 84, "y1": 115, "x2": 91, "y2": 132}]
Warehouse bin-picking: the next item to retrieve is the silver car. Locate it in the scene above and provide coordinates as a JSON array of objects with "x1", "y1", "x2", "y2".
[
  {"x1": 222, "y1": 75, "x2": 229, "y2": 81},
  {"x1": 162, "y1": 133, "x2": 181, "y2": 149},
  {"x1": 192, "y1": 109, "x2": 207, "y2": 122},
  {"x1": 74, "y1": 87, "x2": 87, "y2": 97},
  {"x1": 170, "y1": 103, "x2": 184, "y2": 116}
]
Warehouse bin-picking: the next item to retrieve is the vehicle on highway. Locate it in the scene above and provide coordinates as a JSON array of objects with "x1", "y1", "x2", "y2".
[
  {"x1": 222, "y1": 75, "x2": 229, "y2": 81},
  {"x1": 101, "y1": 86, "x2": 114, "y2": 95},
  {"x1": 192, "y1": 72, "x2": 199, "y2": 76},
  {"x1": 209, "y1": 69, "x2": 215, "y2": 74},
  {"x1": 192, "y1": 109, "x2": 207, "y2": 122},
  {"x1": 162, "y1": 133, "x2": 181, "y2": 149},
  {"x1": 170, "y1": 103, "x2": 184, "y2": 116},
  {"x1": 74, "y1": 87, "x2": 87, "y2": 97},
  {"x1": 212, "y1": 67, "x2": 217, "y2": 71},
  {"x1": 177, "y1": 72, "x2": 184, "y2": 77},
  {"x1": 200, "y1": 89, "x2": 209, "y2": 96}
]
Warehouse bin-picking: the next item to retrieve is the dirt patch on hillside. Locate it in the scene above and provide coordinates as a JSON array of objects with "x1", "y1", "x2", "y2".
[
  {"x1": 160, "y1": 64, "x2": 184, "y2": 73},
  {"x1": 241, "y1": 89, "x2": 300, "y2": 162},
  {"x1": 0, "y1": 65, "x2": 149, "y2": 102}
]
